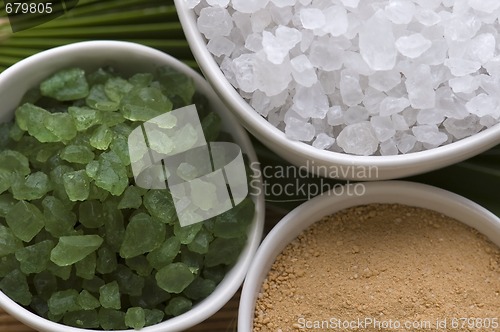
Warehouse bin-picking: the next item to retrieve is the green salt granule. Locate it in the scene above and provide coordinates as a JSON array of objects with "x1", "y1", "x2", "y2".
[
  {"x1": 50, "y1": 235, "x2": 103, "y2": 266},
  {"x1": 130, "y1": 276, "x2": 170, "y2": 308},
  {"x1": 0, "y1": 255, "x2": 20, "y2": 277},
  {"x1": 101, "y1": 111, "x2": 126, "y2": 127},
  {"x1": 156, "y1": 262, "x2": 195, "y2": 294},
  {"x1": 63, "y1": 310, "x2": 100, "y2": 329},
  {"x1": 50, "y1": 165, "x2": 74, "y2": 202},
  {"x1": 184, "y1": 277, "x2": 216, "y2": 301},
  {"x1": 96, "y1": 246, "x2": 118, "y2": 274},
  {"x1": 0, "y1": 169, "x2": 12, "y2": 194},
  {"x1": 60, "y1": 145, "x2": 95, "y2": 164},
  {"x1": 164, "y1": 296, "x2": 192, "y2": 317},
  {"x1": 121, "y1": 87, "x2": 173, "y2": 122},
  {"x1": 128, "y1": 73, "x2": 153, "y2": 88},
  {"x1": 33, "y1": 271, "x2": 57, "y2": 301},
  {"x1": 143, "y1": 190, "x2": 177, "y2": 224},
  {"x1": 125, "y1": 307, "x2": 146, "y2": 329},
  {"x1": 88, "y1": 183, "x2": 110, "y2": 201},
  {"x1": 125, "y1": 255, "x2": 153, "y2": 277},
  {"x1": 40, "y1": 68, "x2": 89, "y2": 101},
  {"x1": 0, "y1": 123, "x2": 11, "y2": 147},
  {"x1": 42, "y1": 196, "x2": 77, "y2": 237},
  {"x1": 0, "y1": 149, "x2": 30, "y2": 175},
  {"x1": 11, "y1": 172, "x2": 52, "y2": 201},
  {"x1": 187, "y1": 228, "x2": 214, "y2": 254},
  {"x1": 90, "y1": 125, "x2": 113, "y2": 150},
  {"x1": 63, "y1": 170, "x2": 91, "y2": 202},
  {"x1": 146, "y1": 236, "x2": 180, "y2": 270},
  {"x1": 0, "y1": 269, "x2": 32, "y2": 305},
  {"x1": 86, "y1": 84, "x2": 119, "y2": 112},
  {"x1": 99, "y1": 308, "x2": 127, "y2": 330},
  {"x1": 181, "y1": 247, "x2": 204, "y2": 274},
  {"x1": 102, "y1": 201, "x2": 125, "y2": 252},
  {"x1": 201, "y1": 112, "x2": 221, "y2": 142},
  {"x1": 86, "y1": 151, "x2": 128, "y2": 196},
  {"x1": 68, "y1": 106, "x2": 102, "y2": 131},
  {"x1": 47, "y1": 262, "x2": 72, "y2": 280},
  {"x1": 144, "y1": 309, "x2": 165, "y2": 327},
  {"x1": 79, "y1": 200, "x2": 104, "y2": 228},
  {"x1": 0, "y1": 193, "x2": 16, "y2": 217},
  {"x1": 44, "y1": 113, "x2": 78, "y2": 142},
  {"x1": 82, "y1": 276, "x2": 105, "y2": 294},
  {"x1": 112, "y1": 265, "x2": 145, "y2": 297},
  {"x1": 35, "y1": 143, "x2": 64, "y2": 163},
  {"x1": 15, "y1": 104, "x2": 59, "y2": 143},
  {"x1": 15, "y1": 240, "x2": 54, "y2": 274},
  {"x1": 99, "y1": 281, "x2": 121, "y2": 309},
  {"x1": 205, "y1": 237, "x2": 246, "y2": 267},
  {"x1": 88, "y1": 68, "x2": 114, "y2": 86},
  {"x1": 8, "y1": 122, "x2": 24, "y2": 142},
  {"x1": 202, "y1": 265, "x2": 226, "y2": 285},
  {"x1": 212, "y1": 198, "x2": 254, "y2": 238},
  {"x1": 77, "y1": 290, "x2": 100, "y2": 310},
  {"x1": 119, "y1": 213, "x2": 166, "y2": 259},
  {"x1": 110, "y1": 134, "x2": 131, "y2": 166},
  {"x1": 174, "y1": 221, "x2": 202, "y2": 245},
  {"x1": 6, "y1": 201, "x2": 45, "y2": 242},
  {"x1": 30, "y1": 296, "x2": 49, "y2": 317},
  {"x1": 75, "y1": 252, "x2": 96, "y2": 280},
  {"x1": 156, "y1": 66, "x2": 196, "y2": 107},
  {"x1": 48, "y1": 289, "x2": 80, "y2": 315},
  {"x1": 104, "y1": 77, "x2": 134, "y2": 102},
  {"x1": 118, "y1": 186, "x2": 142, "y2": 209},
  {"x1": 0, "y1": 225, "x2": 22, "y2": 256}
]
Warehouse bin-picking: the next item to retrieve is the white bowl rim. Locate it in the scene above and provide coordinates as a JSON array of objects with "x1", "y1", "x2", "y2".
[
  {"x1": 237, "y1": 180, "x2": 500, "y2": 332},
  {"x1": 174, "y1": 1, "x2": 500, "y2": 179},
  {"x1": 0, "y1": 40, "x2": 265, "y2": 332}
]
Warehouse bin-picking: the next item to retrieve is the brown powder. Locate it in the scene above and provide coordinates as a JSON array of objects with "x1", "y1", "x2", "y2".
[{"x1": 253, "y1": 204, "x2": 500, "y2": 332}]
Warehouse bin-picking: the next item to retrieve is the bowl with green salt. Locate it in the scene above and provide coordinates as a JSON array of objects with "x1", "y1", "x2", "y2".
[{"x1": 0, "y1": 40, "x2": 264, "y2": 331}]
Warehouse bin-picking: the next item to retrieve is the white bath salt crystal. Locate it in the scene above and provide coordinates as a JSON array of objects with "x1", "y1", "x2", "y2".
[
  {"x1": 395, "y1": 34, "x2": 432, "y2": 58},
  {"x1": 343, "y1": 51, "x2": 374, "y2": 76},
  {"x1": 275, "y1": 25, "x2": 302, "y2": 49},
  {"x1": 312, "y1": 133, "x2": 335, "y2": 150},
  {"x1": 468, "y1": 0, "x2": 500, "y2": 13},
  {"x1": 270, "y1": 4, "x2": 293, "y2": 25},
  {"x1": 380, "y1": 138, "x2": 399, "y2": 156},
  {"x1": 363, "y1": 89, "x2": 386, "y2": 114},
  {"x1": 207, "y1": 0, "x2": 229, "y2": 7},
  {"x1": 271, "y1": 0, "x2": 296, "y2": 7},
  {"x1": 384, "y1": 0, "x2": 415, "y2": 25},
  {"x1": 443, "y1": 116, "x2": 483, "y2": 139},
  {"x1": 245, "y1": 33, "x2": 263, "y2": 52},
  {"x1": 405, "y1": 64, "x2": 435, "y2": 110},
  {"x1": 285, "y1": 117, "x2": 315, "y2": 141},
  {"x1": 318, "y1": 71, "x2": 337, "y2": 95},
  {"x1": 290, "y1": 55, "x2": 317, "y2": 87},
  {"x1": 300, "y1": 29, "x2": 315, "y2": 52},
  {"x1": 479, "y1": 75, "x2": 500, "y2": 98},
  {"x1": 231, "y1": 0, "x2": 269, "y2": 13},
  {"x1": 417, "y1": 109, "x2": 445, "y2": 125},
  {"x1": 414, "y1": 7, "x2": 441, "y2": 26},
  {"x1": 197, "y1": 7, "x2": 233, "y2": 39},
  {"x1": 419, "y1": 40, "x2": 448, "y2": 66},
  {"x1": 322, "y1": 5, "x2": 348, "y2": 36},
  {"x1": 480, "y1": 115, "x2": 498, "y2": 128},
  {"x1": 251, "y1": 9, "x2": 272, "y2": 33},
  {"x1": 220, "y1": 56, "x2": 237, "y2": 86},
  {"x1": 250, "y1": 90, "x2": 273, "y2": 117},
  {"x1": 270, "y1": 89, "x2": 289, "y2": 108},
  {"x1": 359, "y1": 11, "x2": 397, "y2": 71},
  {"x1": 340, "y1": 0, "x2": 360, "y2": 8},
  {"x1": 284, "y1": 109, "x2": 307, "y2": 125},
  {"x1": 396, "y1": 133, "x2": 417, "y2": 153},
  {"x1": 466, "y1": 33, "x2": 496, "y2": 64},
  {"x1": 402, "y1": 108, "x2": 418, "y2": 127},
  {"x1": 207, "y1": 36, "x2": 235, "y2": 57},
  {"x1": 337, "y1": 122, "x2": 379, "y2": 156},
  {"x1": 379, "y1": 96, "x2": 410, "y2": 116},
  {"x1": 436, "y1": 87, "x2": 470, "y2": 120},
  {"x1": 232, "y1": 11, "x2": 252, "y2": 37},
  {"x1": 445, "y1": 58, "x2": 482, "y2": 77},
  {"x1": 413, "y1": 0, "x2": 441, "y2": 9},
  {"x1": 484, "y1": 57, "x2": 500, "y2": 77},
  {"x1": 293, "y1": 83, "x2": 329, "y2": 118},
  {"x1": 300, "y1": 8, "x2": 325, "y2": 30},
  {"x1": 368, "y1": 70, "x2": 401, "y2": 92},
  {"x1": 412, "y1": 125, "x2": 448, "y2": 145},
  {"x1": 344, "y1": 106, "x2": 369, "y2": 124},
  {"x1": 370, "y1": 116, "x2": 396, "y2": 142},
  {"x1": 308, "y1": 39, "x2": 343, "y2": 71},
  {"x1": 254, "y1": 52, "x2": 292, "y2": 96},
  {"x1": 444, "y1": 13, "x2": 481, "y2": 42},
  {"x1": 340, "y1": 69, "x2": 364, "y2": 107},
  {"x1": 262, "y1": 26, "x2": 301, "y2": 63},
  {"x1": 232, "y1": 54, "x2": 257, "y2": 93},
  {"x1": 327, "y1": 106, "x2": 344, "y2": 126},
  {"x1": 186, "y1": 0, "x2": 201, "y2": 9},
  {"x1": 465, "y1": 93, "x2": 500, "y2": 118},
  {"x1": 449, "y1": 76, "x2": 480, "y2": 94},
  {"x1": 391, "y1": 114, "x2": 409, "y2": 131}
]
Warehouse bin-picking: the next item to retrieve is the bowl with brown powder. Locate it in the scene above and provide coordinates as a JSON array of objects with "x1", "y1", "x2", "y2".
[{"x1": 239, "y1": 181, "x2": 500, "y2": 332}]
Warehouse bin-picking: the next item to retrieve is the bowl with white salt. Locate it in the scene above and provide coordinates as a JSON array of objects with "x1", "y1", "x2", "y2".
[{"x1": 175, "y1": 0, "x2": 500, "y2": 180}]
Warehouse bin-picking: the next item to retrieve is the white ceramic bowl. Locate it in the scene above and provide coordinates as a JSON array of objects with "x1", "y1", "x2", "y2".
[
  {"x1": 238, "y1": 181, "x2": 500, "y2": 332},
  {"x1": 0, "y1": 40, "x2": 265, "y2": 332},
  {"x1": 174, "y1": 1, "x2": 500, "y2": 181}
]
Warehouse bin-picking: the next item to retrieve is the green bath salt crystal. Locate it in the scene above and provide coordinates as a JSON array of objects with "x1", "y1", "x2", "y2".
[
  {"x1": 75, "y1": 252, "x2": 96, "y2": 280},
  {"x1": 156, "y1": 262, "x2": 195, "y2": 294},
  {"x1": 144, "y1": 309, "x2": 165, "y2": 327},
  {"x1": 119, "y1": 213, "x2": 166, "y2": 259},
  {"x1": 90, "y1": 125, "x2": 113, "y2": 150},
  {"x1": 0, "y1": 269, "x2": 32, "y2": 306},
  {"x1": 165, "y1": 296, "x2": 192, "y2": 317},
  {"x1": 121, "y1": 86, "x2": 173, "y2": 122},
  {"x1": 15, "y1": 240, "x2": 54, "y2": 274},
  {"x1": 63, "y1": 310, "x2": 100, "y2": 329},
  {"x1": 43, "y1": 113, "x2": 77, "y2": 142},
  {"x1": 6, "y1": 201, "x2": 45, "y2": 242},
  {"x1": 125, "y1": 307, "x2": 146, "y2": 329},
  {"x1": 63, "y1": 170, "x2": 91, "y2": 202},
  {"x1": 40, "y1": 68, "x2": 89, "y2": 101},
  {"x1": 50, "y1": 235, "x2": 103, "y2": 266},
  {"x1": 0, "y1": 225, "x2": 22, "y2": 256},
  {"x1": 99, "y1": 308, "x2": 127, "y2": 330},
  {"x1": 68, "y1": 106, "x2": 102, "y2": 131},
  {"x1": 99, "y1": 281, "x2": 121, "y2": 310},
  {"x1": 147, "y1": 236, "x2": 181, "y2": 270},
  {"x1": 77, "y1": 290, "x2": 100, "y2": 310},
  {"x1": 11, "y1": 172, "x2": 51, "y2": 201},
  {"x1": 48, "y1": 289, "x2": 80, "y2": 316},
  {"x1": 60, "y1": 145, "x2": 95, "y2": 164},
  {"x1": 86, "y1": 84, "x2": 119, "y2": 112}
]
